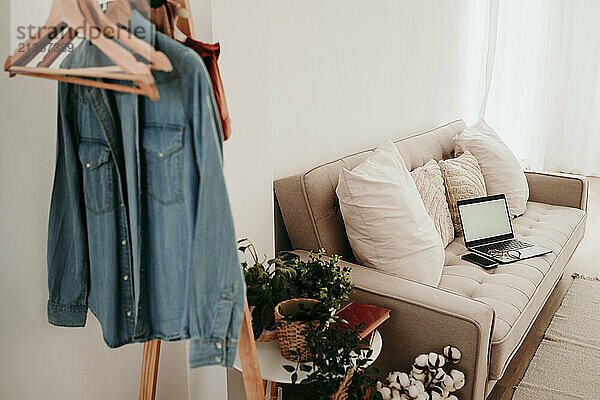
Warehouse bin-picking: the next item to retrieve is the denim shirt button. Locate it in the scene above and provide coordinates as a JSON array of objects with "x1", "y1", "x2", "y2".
[
  {"x1": 121, "y1": 239, "x2": 127, "y2": 245},
  {"x1": 120, "y1": 203, "x2": 125, "y2": 208},
  {"x1": 214, "y1": 356, "x2": 221, "y2": 363},
  {"x1": 126, "y1": 311, "x2": 132, "y2": 317},
  {"x1": 123, "y1": 275, "x2": 129, "y2": 281},
  {"x1": 85, "y1": 162, "x2": 92, "y2": 169},
  {"x1": 215, "y1": 341, "x2": 222, "y2": 349}
]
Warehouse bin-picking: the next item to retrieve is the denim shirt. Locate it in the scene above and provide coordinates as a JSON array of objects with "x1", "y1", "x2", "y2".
[{"x1": 47, "y1": 11, "x2": 245, "y2": 368}]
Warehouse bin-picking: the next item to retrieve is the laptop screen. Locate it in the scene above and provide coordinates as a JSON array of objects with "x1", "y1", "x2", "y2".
[{"x1": 458, "y1": 196, "x2": 513, "y2": 245}]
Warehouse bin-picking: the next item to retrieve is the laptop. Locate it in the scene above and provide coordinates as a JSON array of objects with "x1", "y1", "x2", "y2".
[{"x1": 457, "y1": 194, "x2": 551, "y2": 264}]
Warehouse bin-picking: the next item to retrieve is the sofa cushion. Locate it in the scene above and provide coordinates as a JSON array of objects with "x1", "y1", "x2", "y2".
[
  {"x1": 438, "y1": 152, "x2": 487, "y2": 235},
  {"x1": 454, "y1": 121, "x2": 529, "y2": 217},
  {"x1": 336, "y1": 141, "x2": 445, "y2": 286},
  {"x1": 411, "y1": 159, "x2": 455, "y2": 247},
  {"x1": 438, "y1": 201, "x2": 586, "y2": 379}
]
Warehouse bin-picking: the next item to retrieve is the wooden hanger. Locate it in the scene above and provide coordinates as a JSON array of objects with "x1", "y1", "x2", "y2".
[
  {"x1": 105, "y1": 0, "x2": 135, "y2": 29},
  {"x1": 78, "y1": 0, "x2": 172, "y2": 71},
  {"x1": 36, "y1": 0, "x2": 165, "y2": 72},
  {"x1": 4, "y1": 0, "x2": 165, "y2": 100}
]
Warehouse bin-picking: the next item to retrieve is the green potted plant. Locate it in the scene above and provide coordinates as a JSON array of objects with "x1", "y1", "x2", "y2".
[
  {"x1": 279, "y1": 250, "x2": 354, "y2": 310},
  {"x1": 240, "y1": 240, "x2": 354, "y2": 341},
  {"x1": 239, "y1": 238, "x2": 297, "y2": 341}
]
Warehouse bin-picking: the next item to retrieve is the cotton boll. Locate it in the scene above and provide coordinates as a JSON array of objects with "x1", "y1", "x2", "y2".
[
  {"x1": 431, "y1": 386, "x2": 449, "y2": 399},
  {"x1": 378, "y1": 386, "x2": 392, "y2": 400},
  {"x1": 443, "y1": 346, "x2": 462, "y2": 363},
  {"x1": 407, "y1": 385, "x2": 420, "y2": 398},
  {"x1": 450, "y1": 370, "x2": 465, "y2": 382},
  {"x1": 387, "y1": 372, "x2": 403, "y2": 389},
  {"x1": 389, "y1": 381, "x2": 401, "y2": 390},
  {"x1": 411, "y1": 372, "x2": 427, "y2": 382},
  {"x1": 441, "y1": 374, "x2": 455, "y2": 392},
  {"x1": 413, "y1": 380, "x2": 425, "y2": 393},
  {"x1": 416, "y1": 393, "x2": 429, "y2": 400},
  {"x1": 410, "y1": 367, "x2": 427, "y2": 382},
  {"x1": 449, "y1": 369, "x2": 465, "y2": 390},
  {"x1": 390, "y1": 389, "x2": 403, "y2": 400},
  {"x1": 415, "y1": 354, "x2": 429, "y2": 367},
  {"x1": 398, "y1": 372, "x2": 411, "y2": 387},
  {"x1": 432, "y1": 368, "x2": 446, "y2": 382},
  {"x1": 447, "y1": 396, "x2": 458, "y2": 400},
  {"x1": 428, "y1": 353, "x2": 445, "y2": 369},
  {"x1": 387, "y1": 371, "x2": 401, "y2": 382},
  {"x1": 430, "y1": 392, "x2": 443, "y2": 400}
]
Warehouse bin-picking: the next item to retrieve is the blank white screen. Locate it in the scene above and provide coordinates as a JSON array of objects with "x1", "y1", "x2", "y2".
[{"x1": 459, "y1": 198, "x2": 512, "y2": 242}]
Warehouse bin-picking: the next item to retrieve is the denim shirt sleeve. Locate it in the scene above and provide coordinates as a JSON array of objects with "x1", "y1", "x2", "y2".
[
  {"x1": 47, "y1": 84, "x2": 89, "y2": 327},
  {"x1": 179, "y1": 50, "x2": 246, "y2": 368}
]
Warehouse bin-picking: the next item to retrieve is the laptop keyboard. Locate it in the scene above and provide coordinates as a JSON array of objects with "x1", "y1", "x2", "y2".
[{"x1": 475, "y1": 239, "x2": 533, "y2": 253}]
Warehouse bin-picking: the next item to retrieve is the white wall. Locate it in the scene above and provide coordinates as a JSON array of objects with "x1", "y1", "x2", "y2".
[
  {"x1": 209, "y1": 1, "x2": 273, "y2": 399},
  {"x1": 270, "y1": 0, "x2": 487, "y2": 179}
]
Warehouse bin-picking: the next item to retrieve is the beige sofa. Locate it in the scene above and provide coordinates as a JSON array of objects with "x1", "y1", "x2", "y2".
[{"x1": 274, "y1": 120, "x2": 588, "y2": 400}]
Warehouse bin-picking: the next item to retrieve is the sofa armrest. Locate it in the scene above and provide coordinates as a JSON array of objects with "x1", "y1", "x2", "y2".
[
  {"x1": 292, "y1": 250, "x2": 494, "y2": 400},
  {"x1": 525, "y1": 171, "x2": 589, "y2": 211}
]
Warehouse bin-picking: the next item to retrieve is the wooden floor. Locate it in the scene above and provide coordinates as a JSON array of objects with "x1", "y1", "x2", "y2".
[{"x1": 488, "y1": 176, "x2": 599, "y2": 400}]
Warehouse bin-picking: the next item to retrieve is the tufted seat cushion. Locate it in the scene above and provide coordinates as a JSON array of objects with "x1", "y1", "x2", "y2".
[{"x1": 439, "y1": 201, "x2": 586, "y2": 379}]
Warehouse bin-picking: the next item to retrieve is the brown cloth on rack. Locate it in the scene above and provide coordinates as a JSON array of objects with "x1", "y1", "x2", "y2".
[
  {"x1": 151, "y1": 3, "x2": 232, "y2": 140},
  {"x1": 150, "y1": 1, "x2": 179, "y2": 38},
  {"x1": 183, "y1": 39, "x2": 231, "y2": 141}
]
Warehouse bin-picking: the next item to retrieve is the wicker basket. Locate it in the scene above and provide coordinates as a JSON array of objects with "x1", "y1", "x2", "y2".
[
  {"x1": 274, "y1": 298, "x2": 320, "y2": 362},
  {"x1": 256, "y1": 330, "x2": 277, "y2": 342}
]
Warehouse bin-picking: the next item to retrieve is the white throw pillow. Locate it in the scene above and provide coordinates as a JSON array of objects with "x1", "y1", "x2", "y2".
[
  {"x1": 454, "y1": 121, "x2": 529, "y2": 217},
  {"x1": 336, "y1": 140, "x2": 445, "y2": 286}
]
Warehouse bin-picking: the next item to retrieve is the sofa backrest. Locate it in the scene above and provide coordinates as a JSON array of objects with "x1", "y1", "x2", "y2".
[{"x1": 274, "y1": 119, "x2": 466, "y2": 260}]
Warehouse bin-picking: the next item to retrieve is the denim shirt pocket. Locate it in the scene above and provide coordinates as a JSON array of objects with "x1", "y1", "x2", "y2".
[
  {"x1": 78, "y1": 140, "x2": 114, "y2": 214},
  {"x1": 142, "y1": 123, "x2": 184, "y2": 205}
]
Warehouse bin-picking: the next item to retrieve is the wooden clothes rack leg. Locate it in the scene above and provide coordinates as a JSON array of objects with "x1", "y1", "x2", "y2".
[
  {"x1": 139, "y1": 340, "x2": 161, "y2": 400},
  {"x1": 139, "y1": 300, "x2": 264, "y2": 400}
]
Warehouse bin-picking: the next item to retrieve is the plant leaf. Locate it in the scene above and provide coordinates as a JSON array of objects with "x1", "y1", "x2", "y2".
[
  {"x1": 299, "y1": 364, "x2": 312, "y2": 372},
  {"x1": 282, "y1": 365, "x2": 295, "y2": 373}
]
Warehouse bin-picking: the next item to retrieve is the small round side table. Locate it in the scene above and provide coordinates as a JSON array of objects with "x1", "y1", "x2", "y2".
[{"x1": 233, "y1": 330, "x2": 382, "y2": 400}]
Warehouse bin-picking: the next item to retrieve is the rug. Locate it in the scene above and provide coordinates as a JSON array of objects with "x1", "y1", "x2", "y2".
[{"x1": 513, "y1": 274, "x2": 600, "y2": 400}]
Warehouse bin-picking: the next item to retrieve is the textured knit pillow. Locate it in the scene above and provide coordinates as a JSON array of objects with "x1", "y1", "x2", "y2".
[
  {"x1": 454, "y1": 121, "x2": 529, "y2": 217},
  {"x1": 336, "y1": 140, "x2": 445, "y2": 286},
  {"x1": 438, "y1": 152, "x2": 487, "y2": 235},
  {"x1": 410, "y1": 160, "x2": 454, "y2": 247}
]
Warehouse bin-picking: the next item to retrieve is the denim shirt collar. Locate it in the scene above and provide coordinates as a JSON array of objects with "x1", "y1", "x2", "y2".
[{"x1": 130, "y1": 10, "x2": 156, "y2": 47}]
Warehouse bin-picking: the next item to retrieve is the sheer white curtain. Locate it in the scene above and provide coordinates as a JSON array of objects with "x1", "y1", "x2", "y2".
[{"x1": 483, "y1": 0, "x2": 600, "y2": 176}]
